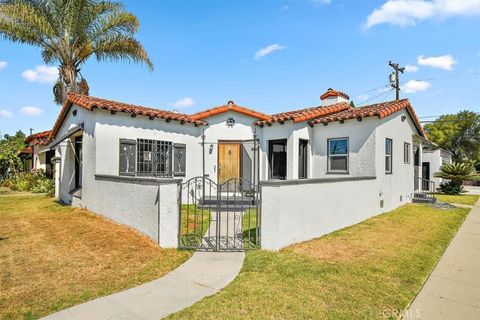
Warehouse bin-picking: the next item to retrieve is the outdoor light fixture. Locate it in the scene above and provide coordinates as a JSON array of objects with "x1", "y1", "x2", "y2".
[
  {"x1": 226, "y1": 117, "x2": 235, "y2": 127},
  {"x1": 401, "y1": 115, "x2": 406, "y2": 121}
]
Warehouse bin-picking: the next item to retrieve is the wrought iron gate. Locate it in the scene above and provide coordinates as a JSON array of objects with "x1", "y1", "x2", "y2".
[{"x1": 178, "y1": 176, "x2": 261, "y2": 251}]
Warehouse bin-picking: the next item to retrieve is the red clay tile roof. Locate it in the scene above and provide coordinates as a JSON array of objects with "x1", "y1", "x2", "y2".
[
  {"x1": 320, "y1": 88, "x2": 350, "y2": 100},
  {"x1": 25, "y1": 130, "x2": 52, "y2": 146},
  {"x1": 51, "y1": 93, "x2": 206, "y2": 138},
  {"x1": 20, "y1": 146, "x2": 33, "y2": 154},
  {"x1": 255, "y1": 102, "x2": 351, "y2": 126},
  {"x1": 191, "y1": 101, "x2": 271, "y2": 121},
  {"x1": 308, "y1": 99, "x2": 427, "y2": 137}
]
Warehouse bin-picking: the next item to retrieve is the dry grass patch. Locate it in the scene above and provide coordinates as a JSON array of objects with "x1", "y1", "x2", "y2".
[
  {"x1": 0, "y1": 194, "x2": 191, "y2": 320},
  {"x1": 167, "y1": 204, "x2": 469, "y2": 320}
]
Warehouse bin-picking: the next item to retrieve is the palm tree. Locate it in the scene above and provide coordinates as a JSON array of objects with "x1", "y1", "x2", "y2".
[{"x1": 0, "y1": 0, "x2": 153, "y2": 104}]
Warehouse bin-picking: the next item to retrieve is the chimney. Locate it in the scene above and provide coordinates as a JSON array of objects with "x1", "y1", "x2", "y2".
[{"x1": 320, "y1": 88, "x2": 350, "y2": 106}]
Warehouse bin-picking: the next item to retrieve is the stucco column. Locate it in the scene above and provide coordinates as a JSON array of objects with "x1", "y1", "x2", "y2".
[{"x1": 52, "y1": 156, "x2": 61, "y2": 200}]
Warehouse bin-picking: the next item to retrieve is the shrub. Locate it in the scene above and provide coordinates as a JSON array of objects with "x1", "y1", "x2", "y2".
[
  {"x1": 439, "y1": 181, "x2": 464, "y2": 195},
  {"x1": 2, "y1": 169, "x2": 54, "y2": 195},
  {"x1": 435, "y1": 162, "x2": 479, "y2": 195}
]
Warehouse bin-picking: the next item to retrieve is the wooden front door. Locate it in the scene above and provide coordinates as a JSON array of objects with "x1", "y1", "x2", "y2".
[{"x1": 218, "y1": 143, "x2": 241, "y2": 184}]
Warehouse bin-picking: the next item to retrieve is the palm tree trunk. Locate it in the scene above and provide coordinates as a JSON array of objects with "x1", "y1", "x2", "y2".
[{"x1": 60, "y1": 63, "x2": 78, "y2": 93}]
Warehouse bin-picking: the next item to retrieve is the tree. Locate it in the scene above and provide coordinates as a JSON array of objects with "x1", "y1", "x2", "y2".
[
  {"x1": 0, "y1": 0, "x2": 153, "y2": 104},
  {"x1": 0, "y1": 130, "x2": 27, "y2": 180},
  {"x1": 424, "y1": 111, "x2": 480, "y2": 162},
  {"x1": 349, "y1": 100, "x2": 356, "y2": 108}
]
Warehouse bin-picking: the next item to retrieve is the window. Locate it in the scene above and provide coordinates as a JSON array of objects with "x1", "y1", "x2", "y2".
[
  {"x1": 298, "y1": 139, "x2": 308, "y2": 179},
  {"x1": 385, "y1": 138, "x2": 393, "y2": 174},
  {"x1": 268, "y1": 139, "x2": 287, "y2": 180},
  {"x1": 137, "y1": 139, "x2": 172, "y2": 177},
  {"x1": 404, "y1": 142, "x2": 410, "y2": 164},
  {"x1": 119, "y1": 139, "x2": 136, "y2": 176},
  {"x1": 173, "y1": 143, "x2": 186, "y2": 176},
  {"x1": 328, "y1": 138, "x2": 349, "y2": 172}
]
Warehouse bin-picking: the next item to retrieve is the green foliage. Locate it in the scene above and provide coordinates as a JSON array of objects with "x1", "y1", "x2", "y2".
[
  {"x1": 434, "y1": 162, "x2": 479, "y2": 184},
  {"x1": 2, "y1": 169, "x2": 54, "y2": 195},
  {"x1": 349, "y1": 100, "x2": 356, "y2": 108},
  {"x1": 439, "y1": 181, "x2": 464, "y2": 195},
  {"x1": 0, "y1": 0, "x2": 153, "y2": 104},
  {"x1": 0, "y1": 131, "x2": 27, "y2": 180},
  {"x1": 424, "y1": 111, "x2": 480, "y2": 162}
]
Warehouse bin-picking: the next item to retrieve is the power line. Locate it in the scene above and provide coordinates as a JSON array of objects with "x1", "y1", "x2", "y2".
[{"x1": 356, "y1": 88, "x2": 395, "y2": 107}]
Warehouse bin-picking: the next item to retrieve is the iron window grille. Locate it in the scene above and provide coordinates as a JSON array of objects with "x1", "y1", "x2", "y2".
[
  {"x1": 137, "y1": 139, "x2": 173, "y2": 177},
  {"x1": 385, "y1": 138, "x2": 393, "y2": 174},
  {"x1": 327, "y1": 138, "x2": 349, "y2": 173}
]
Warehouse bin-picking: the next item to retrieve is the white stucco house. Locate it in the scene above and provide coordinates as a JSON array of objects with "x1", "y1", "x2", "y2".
[{"x1": 44, "y1": 88, "x2": 430, "y2": 250}]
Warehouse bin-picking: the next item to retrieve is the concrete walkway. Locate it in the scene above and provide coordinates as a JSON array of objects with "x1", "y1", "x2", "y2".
[
  {"x1": 404, "y1": 199, "x2": 480, "y2": 319},
  {"x1": 42, "y1": 251, "x2": 245, "y2": 320}
]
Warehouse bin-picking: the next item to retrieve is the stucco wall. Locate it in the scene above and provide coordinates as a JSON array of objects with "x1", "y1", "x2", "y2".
[
  {"x1": 261, "y1": 177, "x2": 380, "y2": 251},
  {"x1": 91, "y1": 175, "x2": 180, "y2": 247},
  {"x1": 311, "y1": 117, "x2": 377, "y2": 178},
  {"x1": 374, "y1": 110, "x2": 418, "y2": 211}
]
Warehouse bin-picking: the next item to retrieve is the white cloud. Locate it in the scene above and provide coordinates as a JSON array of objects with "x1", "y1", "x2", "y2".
[
  {"x1": 171, "y1": 97, "x2": 195, "y2": 108},
  {"x1": 364, "y1": 0, "x2": 480, "y2": 29},
  {"x1": 417, "y1": 54, "x2": 456, "y2": 70},
  {"x1": 282, "y1": 5, "x2": 289, "y2": 10},
  {"x1": 254, "y1": 44, "x2": 285, "y2": 60},
  {"x1": 19, "y1": 106, "x2": 43, "y2": 116},
  {"x1": 402, "y1": 80, "x2": 431, "y2": 93},
  {"x1": 22, "y1": 65, "x2": 58, "y2": 83},
  {"x1": 0, "y1": 61, "x2": 7, "y2": 71},
  {"x1": 0, "y1": 109, "x2": 12, "y2": 118},
  {"x1": 310, "y1": 0, "x2": 332, "y2": 4},
  {"x1": 405, "y1": 64, "x2": 419, "y2": 72}
]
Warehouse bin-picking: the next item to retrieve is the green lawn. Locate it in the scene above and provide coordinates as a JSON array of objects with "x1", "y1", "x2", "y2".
[
  {"x1": 179, "y1": 205, "x2": 210, "y2": 247},
  {"x1": 0, "y1": 194, "x2": 191, "y2": 320},
  {"x1": 436, "y1": 193, "x2": 480, "y2": 205},
  {"x1": 167, "y1": 203, "x2": 469, "y2": 320}
]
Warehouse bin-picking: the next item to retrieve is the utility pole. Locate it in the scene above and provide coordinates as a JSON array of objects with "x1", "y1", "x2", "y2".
[{"x1": 389, "y1": 61, "x2": 405, "y2": 100}]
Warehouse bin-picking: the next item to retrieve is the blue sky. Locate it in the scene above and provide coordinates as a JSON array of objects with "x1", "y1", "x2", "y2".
[{"x1": 0, "y1": 0, "x2": 479, "y2": 136}]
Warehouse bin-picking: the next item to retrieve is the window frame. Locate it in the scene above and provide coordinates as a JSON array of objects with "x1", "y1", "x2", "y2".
[
  {"x1": 119, "y1": 139, "x2": 137, "y2": 176},
  {"x1": 404, "y1": 142, "x2": 410, "y2": 164},
  {"x1": 385, "y1": 138, "x2": 393, "y2": 174},
  {"x1": 327, "y1": 137, "x2": 349, "y2": 173},
  {"x1": 268, "y1": 139, "x2": 287, "y2": 180}
]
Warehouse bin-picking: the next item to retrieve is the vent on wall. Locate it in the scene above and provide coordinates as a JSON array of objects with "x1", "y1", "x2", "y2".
[{"x1": 380, "y1": 200, "x2": 384, "y2": 208}]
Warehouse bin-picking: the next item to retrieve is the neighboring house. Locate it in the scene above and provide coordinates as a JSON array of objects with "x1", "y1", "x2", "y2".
[
  {"x1": 23, "y1": 130, "x2": 55, "y2": 177},
  {"x1": 422, "y1": 147, "x2": 453, "y2": 187},
  {"x1": 19, "y1": 131, "x2": 52, "y2": 174},
  {"x1": 43, "y1": 88, "x2": 429, "y2": 249}
]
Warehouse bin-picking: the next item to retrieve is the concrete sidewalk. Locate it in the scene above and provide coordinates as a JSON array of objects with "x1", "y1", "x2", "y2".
[
  {"x1": 404, "y1": 199, "x2": 480, "y2": 319},
  {"x1": 42, "y1": 251, "x2": 245, "y2": 320}
]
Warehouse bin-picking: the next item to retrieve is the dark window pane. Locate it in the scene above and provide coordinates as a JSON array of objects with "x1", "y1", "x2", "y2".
[
  {"x1": 298, "y1": 139, "x2": 308, "y2": 179},
  {"x1": 329, "y1": 139, "x2": 348, "y2": 155},
  {"x1": 330, "y1": 156, "x2": 347, "y2": 171}
]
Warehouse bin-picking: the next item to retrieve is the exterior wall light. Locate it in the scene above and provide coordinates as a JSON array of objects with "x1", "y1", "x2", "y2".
[{"x1": 226, "y1": 117, "x2": 235, "y2": 127}]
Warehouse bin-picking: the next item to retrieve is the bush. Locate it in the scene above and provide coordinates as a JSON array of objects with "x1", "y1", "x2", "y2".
[
  {"x1": 439, "y1": 181, "x2": 464, "y2": 195},
  {"x1": 1, "y1": 169, "x2": 54, "y2": 195}
]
